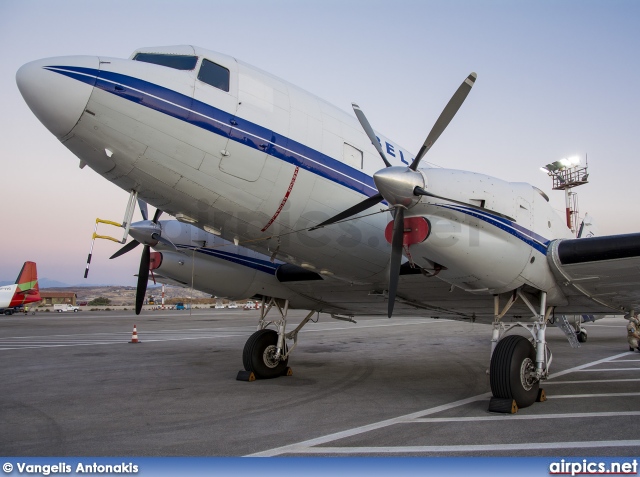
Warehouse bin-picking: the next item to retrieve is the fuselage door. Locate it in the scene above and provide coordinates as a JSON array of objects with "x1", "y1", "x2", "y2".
[{"x1": 191, "y1": 55, "x2": 239, "y2": 166}]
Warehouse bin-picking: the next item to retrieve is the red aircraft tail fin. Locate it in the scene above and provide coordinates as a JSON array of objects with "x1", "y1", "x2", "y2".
[{"x1": 15, "y1": 261, "x2": 40, "y2": 297}]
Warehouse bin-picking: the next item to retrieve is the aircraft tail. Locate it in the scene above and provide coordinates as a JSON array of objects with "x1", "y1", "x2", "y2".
[{"x1": 15, "y1": 261, "x2": 40, "y2": 299}]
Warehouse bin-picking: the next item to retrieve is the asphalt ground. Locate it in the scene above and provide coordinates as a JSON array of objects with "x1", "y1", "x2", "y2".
[{"x1": 0, "y1": 309, "x2": 638, "y2": 457}]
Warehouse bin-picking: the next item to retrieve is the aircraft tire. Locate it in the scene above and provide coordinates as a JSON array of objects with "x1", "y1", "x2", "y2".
[
  {"x1": 490, "y1": 335, "x2": 539, "y2": 409},
  {"x1": 577, "y1": 330, "x2": 587, "y2": 343},
  {"x1": 242, "y1": 329, "x2": 288, "y2": 379}
]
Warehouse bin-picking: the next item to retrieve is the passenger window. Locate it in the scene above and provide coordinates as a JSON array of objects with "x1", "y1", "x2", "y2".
[
  {"x1": 198, "y1": 59, "x2": 230, "y2": 92},
  {"x1": 133, "y1": 53, "x2": 198, "y2": 70}
]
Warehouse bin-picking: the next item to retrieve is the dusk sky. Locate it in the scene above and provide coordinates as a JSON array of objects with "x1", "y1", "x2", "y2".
[{"x1": 1, "y1": 0, "x2": 639, "y2": 286}]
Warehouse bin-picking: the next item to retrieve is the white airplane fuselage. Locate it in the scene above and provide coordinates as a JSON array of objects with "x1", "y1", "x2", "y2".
[{"x1": 17, "y1": 45, "x2": 574, "y2": 306}]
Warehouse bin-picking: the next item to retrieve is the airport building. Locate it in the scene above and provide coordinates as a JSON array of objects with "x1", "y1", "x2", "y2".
[{"x1": 39, "y1": 292, "x2": 77, "y2": 306}]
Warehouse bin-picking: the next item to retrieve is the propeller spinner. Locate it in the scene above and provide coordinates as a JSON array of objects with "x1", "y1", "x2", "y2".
[{"x1": 110, "y1": 200, "x2": 175, "y2": 315}]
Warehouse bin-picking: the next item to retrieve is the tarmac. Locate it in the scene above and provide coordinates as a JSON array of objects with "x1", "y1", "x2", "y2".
[{"x1": 1, "y1": 309, "x2": 638, "y2": 457}]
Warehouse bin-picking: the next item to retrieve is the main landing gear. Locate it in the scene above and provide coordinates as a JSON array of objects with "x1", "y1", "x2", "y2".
[
  {"x1": 488, "y1": 290, "x2": 552, "y2": 412},
  {"x1": 238, "y1": 297, "x2": 317, "y2": 381}
]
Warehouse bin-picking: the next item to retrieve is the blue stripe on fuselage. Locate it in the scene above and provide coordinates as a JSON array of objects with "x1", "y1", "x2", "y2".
[
  {"x1": 175, "y1": 244, "x2": 278, "y2": 275},
  {"x1": 437, "y1": 204, "x2": 550, "y2": 254},
  {"x1": 45, "y1": 65, "x2": 378, "y2": 197},
  {"x1": 45, "y1": 65, "x2": 551, "y2": 254}
]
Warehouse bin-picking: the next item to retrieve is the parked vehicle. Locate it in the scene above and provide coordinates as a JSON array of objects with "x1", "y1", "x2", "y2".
[
  {"x1": 53, "y1": 304, "x2": 80, "y2": 313},
  {"x1": 175, "y1": 302, "x2": 191, "y2": 310}
]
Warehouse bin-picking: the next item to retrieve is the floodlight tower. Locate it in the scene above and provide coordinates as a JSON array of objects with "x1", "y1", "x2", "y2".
[{"x1": 540, "y1": 155, "x2": 589, "y2": 235}]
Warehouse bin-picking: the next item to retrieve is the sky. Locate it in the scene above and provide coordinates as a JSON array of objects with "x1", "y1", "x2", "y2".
[{"x1": 1, "y1": 0, "x2": 639, "y2": 286}]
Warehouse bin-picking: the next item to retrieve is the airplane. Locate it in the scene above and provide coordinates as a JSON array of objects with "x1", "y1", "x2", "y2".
[
  {"x1": 0, "y1": 261, "x2": 41, "y2": 315},
  {"x1": 15, "y1": 45, "x2": 640, "y2": 411}
]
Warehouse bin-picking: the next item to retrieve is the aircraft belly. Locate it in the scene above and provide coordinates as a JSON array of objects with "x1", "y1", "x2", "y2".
[{"x1": 284, "y1": 176, "x2": 391, "y2": 279}]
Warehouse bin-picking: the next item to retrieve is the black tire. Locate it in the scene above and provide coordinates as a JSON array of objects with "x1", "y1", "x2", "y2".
[
  {"x1": 577, "y1": 331, "x2": 587, "y2": 343},
  {"x1": 242, "y1": 329, "x2": 288, "y2": 379},
  {"x1": 490, "y1": 335, "x2": 539, "y2": 409},
  {"x1": 4, "y1": 310, "x2": 12, "y2": 316}
]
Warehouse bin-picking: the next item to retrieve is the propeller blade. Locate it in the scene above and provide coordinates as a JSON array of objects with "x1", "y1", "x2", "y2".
[
  {"x1": 135, "y1": 245, "x2": 150, "y2": 315},
  {"x1": 152, "y1": 208, "x2": 163, "y2": 223},
  {"x1": 151, "y1": 233, "x2": 177, "y2": 250},
  {"x1": 109, "y1": 240, "x2": 141, "y2": 259},
  {"x1": 413, "y1": 186, "x2": 515, "y2": 222},
  {"x1": 137, "y1": 199, "x2": 149, "y2": 221},
  {"x1": 388, "y1": 207, "x2": 405, "y2": 318},
  {"x1": 409, "y1": 73, "x2": 477, "y2": 171},
  {"x1": 309, "y1": 193, "x2": 383, "y2": 231},
  {"x1": 352, "y1": 103, "x2": 392, "y2": 168}
]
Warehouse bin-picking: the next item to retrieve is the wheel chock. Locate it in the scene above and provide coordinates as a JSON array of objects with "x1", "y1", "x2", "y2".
[
  {"x1": 536, "y1": 388, "x2": 547, "y2": 402},
  {"x1": 488, "y1": 397, "x2": 518, "y2": 414},
  {"x1": 282, "y1": 367, "x2": 293, "y2": 377},
  {"x1": 236, "y1": 370, "x2": 256, "y2": 382}
]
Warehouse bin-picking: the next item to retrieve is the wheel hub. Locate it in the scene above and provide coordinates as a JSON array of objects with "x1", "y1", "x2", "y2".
[
  {"x1": 262, "y1": 344, "x2": 280, "y2": 369},
  {"x1": 520, "y1": 357, "x2": 537, "y2": 391}
]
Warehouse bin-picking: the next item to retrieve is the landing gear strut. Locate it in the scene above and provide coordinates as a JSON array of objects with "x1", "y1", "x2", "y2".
[
  {"x1": 240, "y1": 297, "x2": 316, "y2": 380},
  {"x1": 574, "y1": 316, "x2": 588, "y2": 343},
  {"x1": 489, "y1": 290, "x2": 551, "y2": 411}
]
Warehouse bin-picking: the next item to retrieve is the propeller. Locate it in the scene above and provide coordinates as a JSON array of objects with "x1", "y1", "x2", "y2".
[
  {"x1": 311, "y1": 72, "x2": 503, "y2": 317},
  {"x1": 110, "y1": 200, "x2": 176, "y2": 315}
]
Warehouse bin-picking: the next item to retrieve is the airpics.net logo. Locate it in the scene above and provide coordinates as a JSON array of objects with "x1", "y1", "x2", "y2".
[{"x1": 550, "y1": 459, "x2": 638, "y2": 476}]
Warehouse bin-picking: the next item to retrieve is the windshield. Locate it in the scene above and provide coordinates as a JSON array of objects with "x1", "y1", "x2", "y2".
[{"x1": 133, "y1": 53, "x2": 198, "y2": 71}]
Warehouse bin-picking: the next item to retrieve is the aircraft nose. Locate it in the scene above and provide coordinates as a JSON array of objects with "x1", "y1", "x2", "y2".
[{"x1": 16, "y1": 56, "x2": 99, "y2": 138}]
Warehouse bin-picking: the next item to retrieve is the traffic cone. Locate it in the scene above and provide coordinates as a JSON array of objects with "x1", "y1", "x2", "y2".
[{"x1": 130, "y1": 324, "x2": 140, "y2": 344}]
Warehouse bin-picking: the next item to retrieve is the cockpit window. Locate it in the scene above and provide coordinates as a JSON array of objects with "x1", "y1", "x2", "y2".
[
  {"x1": 133, "y1": 53, "x2": 198, "y2": 70},
  {"x1": 198, "y1": 59, "x2": 230, "y2": 92}
]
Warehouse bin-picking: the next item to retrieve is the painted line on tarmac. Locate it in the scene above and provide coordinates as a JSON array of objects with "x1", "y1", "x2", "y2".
[
  {"x1": 409, "y1": 411, "x2": 640, "y2": 423},
  {"x1": 247, "y1": 350, "x2": 634, "y2": 457},
  {"x1": 0, "y1": 319, "x2": 443, "y2": 351},
  {"x1": 545, "y1": 378, "x2": 640, "y2": 384},
  {"x1": 280, "y1": 440, "x2": 640, "y2": 455},
  {"x1": 575, "y1": 368, "x2": 640, "y2": 372},
  {"x1": 548, "y1": 392, "x2": 640, "y2": 399},
  {"x1": 0, "y1": 334, "x2": 246, "y2": 350}
]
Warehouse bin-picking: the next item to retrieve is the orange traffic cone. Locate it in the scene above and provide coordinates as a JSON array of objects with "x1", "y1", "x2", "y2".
[{"x1": 130, "y1": 324, "x2": 140, "y2": 344}]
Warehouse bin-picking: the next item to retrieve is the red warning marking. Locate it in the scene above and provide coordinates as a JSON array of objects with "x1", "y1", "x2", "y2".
[{"x1": 261, "y1": 166, "x2": 299, "y2": 232}]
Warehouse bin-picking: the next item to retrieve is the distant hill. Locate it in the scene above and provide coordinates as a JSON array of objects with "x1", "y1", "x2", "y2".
[{"x1": 40, "y1": 278, "x2": 72, "y2": 288}]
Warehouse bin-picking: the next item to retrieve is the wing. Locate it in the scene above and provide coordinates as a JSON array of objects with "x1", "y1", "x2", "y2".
[
  {"x1": 547, "y1": 233, "x2": 640, "y2": 315},
  {"x1": 284, "y1": 233, "x2": 640, "y2": 322},
  {"x1": 282, "y1": 266, "x2": 499, "y2": 323}
]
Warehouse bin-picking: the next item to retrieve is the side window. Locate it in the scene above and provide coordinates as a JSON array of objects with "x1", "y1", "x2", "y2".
[
  {"x1": 198, "y1": 59, "x2": 230, "y2": 92},
  {"x1": 343, "y1": 143, "x2": 363, "y2": 169}
]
